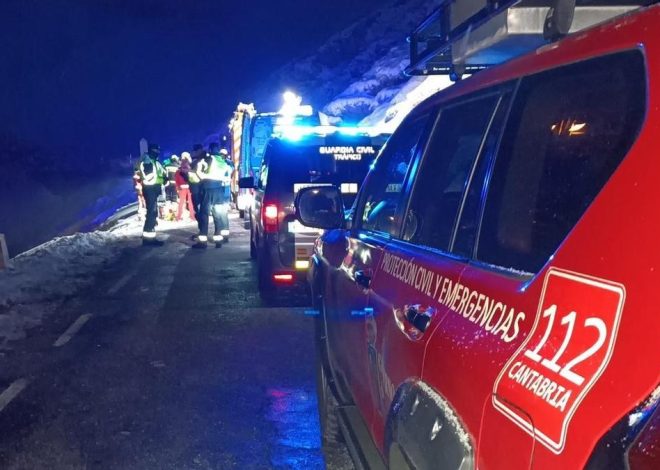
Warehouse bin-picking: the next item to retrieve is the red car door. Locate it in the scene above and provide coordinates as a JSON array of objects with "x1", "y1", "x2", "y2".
[
  {"x1": 323, "y1": 110, "x2": 435, "y2": 429},
  {"x1": 366, "y1": 92, "x2": 505, "y2": 463}
]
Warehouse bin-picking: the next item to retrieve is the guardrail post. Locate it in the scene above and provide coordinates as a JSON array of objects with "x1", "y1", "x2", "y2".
[{"x1": 0, "y1": 234, "x2": 9, "y2": 270}]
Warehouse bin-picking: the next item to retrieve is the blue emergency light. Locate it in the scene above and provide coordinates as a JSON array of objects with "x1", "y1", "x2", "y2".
[{"x1": 273, "y1": 124, "x2": 387, "y2": 141}]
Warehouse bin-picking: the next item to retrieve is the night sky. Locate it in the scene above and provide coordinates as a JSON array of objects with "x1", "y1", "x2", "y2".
[{"x1": 1, "y1": 0, "x2": 383, "y2": 160}]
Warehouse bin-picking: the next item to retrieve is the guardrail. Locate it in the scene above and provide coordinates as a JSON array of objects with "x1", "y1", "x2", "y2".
[{"x1": 98, "y1": 202, "x2": 139, "y2": 231}]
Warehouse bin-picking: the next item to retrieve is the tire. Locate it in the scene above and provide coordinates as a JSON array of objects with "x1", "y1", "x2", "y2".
[
  {"x1": 388, "y1": 442, "x2": 413, "y2": 470},
  {"x1": 257, "y1": 249, "x2": 273, "y2": 293},
  {"x1": 316, "y1": 351, "x2": 343, "y2": 448},
  {"x1": 249, "y1": 226, "x2": 257, "y2": 259},
  {"x1": 250, "y1": 237, "x2": 257, "y2": 260}
]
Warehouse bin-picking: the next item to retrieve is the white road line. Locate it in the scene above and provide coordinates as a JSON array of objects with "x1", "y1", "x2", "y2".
[
  {"x1": 0, "y1": 379, "x2": 29, "y2": 413},
  {"x1": 106, "y1": 250, "x2": 157, "y2": 295},
  {"x1": 53, "y1": 314, "x2": 92, "y2": 347},
  {"x1": 107, "y1": 272, "x2": 135, "y2": 296}
]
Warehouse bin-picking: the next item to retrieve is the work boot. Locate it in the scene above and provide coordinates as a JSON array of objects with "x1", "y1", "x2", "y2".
[
  {"x1": 213, "y1": 234, "x2": 224, "y2": 248},
  {"x1": 192, "y1": 235, "x2": 208, "y2": 249}
]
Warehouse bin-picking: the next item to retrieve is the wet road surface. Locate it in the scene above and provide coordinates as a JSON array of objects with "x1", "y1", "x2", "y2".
[{"x1": 0, "y1": 215, "x2": 354, "y2": 469}]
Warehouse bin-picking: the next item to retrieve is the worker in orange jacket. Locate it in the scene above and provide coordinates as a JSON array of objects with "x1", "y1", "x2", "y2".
[{"x1": 175, "y1": 152, "x2": 196, "y2": 221}]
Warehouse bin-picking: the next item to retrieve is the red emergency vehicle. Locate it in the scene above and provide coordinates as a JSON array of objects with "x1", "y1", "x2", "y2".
[{"x1": 295, "y1": 2, "x2": 660, "y2": 468}]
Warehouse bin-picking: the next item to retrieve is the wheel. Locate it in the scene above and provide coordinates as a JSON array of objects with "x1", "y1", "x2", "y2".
[
  {"x1": 257, "y1": 249, "x2": 274, "y2": 293},
  {"x1": 250, "y1": 236, "x2": 257, "y2": 260},
  {"x1": 316, "y1": 349, "x2": 343, "y2": 448},
  {"x1": 388, "y1": 442, "x2": 413, "y2": 470}
]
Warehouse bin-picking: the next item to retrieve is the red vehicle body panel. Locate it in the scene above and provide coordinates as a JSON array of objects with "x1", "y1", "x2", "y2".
[{"x1": 315, "y1": 5, "x2": 660, "y2": 469}]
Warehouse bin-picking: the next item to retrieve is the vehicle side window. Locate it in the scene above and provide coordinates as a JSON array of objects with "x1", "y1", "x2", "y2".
[
  {"x1": 452, "y1": 92, "x2": 512, "y2": 258},
  {"x1": 358, "y1": 113, "x2": 431, "y2": 236},
  {"x1": 402, "y1": 95, "x2": 499, "y2": 252},
  {"x1": 477, "y1": 51, "x2": 646, "y2": 274}
]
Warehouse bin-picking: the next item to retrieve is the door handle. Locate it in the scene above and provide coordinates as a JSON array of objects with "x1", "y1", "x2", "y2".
[
  {"x1": 354, "y1": 269, "x2": 372, "y2": 289},
  {"x1": 405, "y1": 305, "x2": 436, "y2": 332}
]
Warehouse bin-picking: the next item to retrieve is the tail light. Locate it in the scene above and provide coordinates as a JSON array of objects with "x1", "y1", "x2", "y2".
[
  {"x1": 273, "y1": 273, "x2": 294, "y2": 283},
  {"x1": 263, "y1": 203, "x2": 279, "y2": 233}
]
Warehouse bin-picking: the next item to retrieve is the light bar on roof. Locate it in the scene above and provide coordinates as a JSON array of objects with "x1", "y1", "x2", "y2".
[{"x1": 272, "y1": 124, "x2": 388, "y2": 141}]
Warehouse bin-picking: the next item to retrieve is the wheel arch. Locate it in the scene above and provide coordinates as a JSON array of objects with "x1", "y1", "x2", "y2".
[{"x1": 385, "y1": 379, "x2": 476, "y2": 470}]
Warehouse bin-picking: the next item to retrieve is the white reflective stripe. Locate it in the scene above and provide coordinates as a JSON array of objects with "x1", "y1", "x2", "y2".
[
  {"x1": 143, "y1": 231, "x2": 156, "y2": 239},
  {"x1": 220, "y1": 230, "x2": 230, "y2": 236},
  {"x1": 213, "y1": 235, "x2": 224, "y2": 242},
  {"x1": 198, "y1": 235, "x2": 208, "y2": 242},
  {"x1": 180, "y1": 184, "x2": 189, "y2": 189},
  {"x1": 341, "y1": 183, "x2": 359, "y2": 194}
]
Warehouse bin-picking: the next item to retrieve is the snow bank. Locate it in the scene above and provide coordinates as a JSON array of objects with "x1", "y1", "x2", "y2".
[
  {"x1": 359, "y1": 75, "x2": 454, "y2": 133},
  {"x1": 0, "y1": 216, "x2": 142, "y2": 348}
]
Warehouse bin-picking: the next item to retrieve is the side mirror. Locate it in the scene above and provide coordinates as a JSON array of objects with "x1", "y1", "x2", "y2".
[
  {"x1": 295, "y1": 186, "x2": 345, "y2": 230},
  {"x1": 238, "y1": 176, "x2": 255, "y2": 189}
]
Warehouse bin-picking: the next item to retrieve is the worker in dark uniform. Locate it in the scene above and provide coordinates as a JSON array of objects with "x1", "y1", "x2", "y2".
[
  {"x1": 193, "y1": 143, "x2": 232, "y2": 249},
  {"x1": 189, "y1": 144, "x2": 204, "y2": 219},
  {"x1": 136, "y1": 144, "x2": 165, "y2": 246}
]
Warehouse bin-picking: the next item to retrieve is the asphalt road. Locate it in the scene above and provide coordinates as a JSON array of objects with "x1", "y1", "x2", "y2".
[{"x1": 0, "y1": 215, "x2": 354, "y2": 469}]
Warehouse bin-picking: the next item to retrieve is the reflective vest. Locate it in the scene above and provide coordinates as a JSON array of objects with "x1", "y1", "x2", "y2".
[
  {"x1": 138, "y1": 156, "x2": 165, "y2": 186},
  {"x1": 188, "y1": 159, "x2": 202, "y2": 184},
  {"x1": 199, "y1": 155, "x2": 231, "y2": 184}
]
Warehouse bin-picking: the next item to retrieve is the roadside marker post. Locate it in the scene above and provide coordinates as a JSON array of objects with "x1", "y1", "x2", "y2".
[{"x1": 0, "y1": 234, "x2": 9, "y2": 270}]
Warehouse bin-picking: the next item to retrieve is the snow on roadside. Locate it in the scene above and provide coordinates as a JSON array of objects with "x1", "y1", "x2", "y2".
[
  {"x1": 0, "y1": 215, "x2": 143, "y2": 349},
  {"x1": 359, "y1": 75, "x2": 454, "y2": 133}
]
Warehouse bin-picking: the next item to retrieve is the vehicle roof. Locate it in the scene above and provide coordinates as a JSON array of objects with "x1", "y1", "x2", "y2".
[{"x1": 413, "y1": 3, "x2": 659, "y2": 113}]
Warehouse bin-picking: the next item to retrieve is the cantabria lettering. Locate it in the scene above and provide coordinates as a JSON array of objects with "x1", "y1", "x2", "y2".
[
  {"x1": 380, "y1": 252, "x2": 525, "y2": 342},
  {"x1": 508, "y1": 361, "x2": 571, "y2": 412}
]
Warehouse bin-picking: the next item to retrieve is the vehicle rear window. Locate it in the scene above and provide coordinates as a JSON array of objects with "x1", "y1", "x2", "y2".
[
  {"x1": 477, "y1": 50, "x2": 646, "y2": 274},
  {"x1": 264, "y1": 140, "x2": 378, "y2": 206},
  {"x1": 264, "y1": 143, "x2": 315, "y2": 193}
]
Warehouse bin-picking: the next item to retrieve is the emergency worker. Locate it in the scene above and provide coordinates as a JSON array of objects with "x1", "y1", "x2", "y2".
[
  {"x1": 137, "y1": 144, "x2": 165, "y2": 245},
  {"x1": 188, "y1": 144, "x2": 204, "y2": 219},
  {"x1": 176, "y1": 152, "x2": 195, "y2": 221},
  {"x1": 132, "y1": 166, "x2": 146, "y2": 219},
  {"x1": 219, "y1": 148, "x2": 235, "y2": 205},
  {"x1": 163, "y1": 154, "x2": 180, "y2": 204},
  {"x1": 193, "y1": 143, "x2": 231, "y2": 249}
]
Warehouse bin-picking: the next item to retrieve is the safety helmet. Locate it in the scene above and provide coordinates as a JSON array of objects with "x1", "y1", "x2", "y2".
[
  {"x1": 181, "y1": 151, "x2": 192, "y2": 162},
  {"x1": 220, "y1": 149, "x2": 229, "y2": 156},
  {"x1": 171, "y1": 154, "x2": 179, "y2": 162}
]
